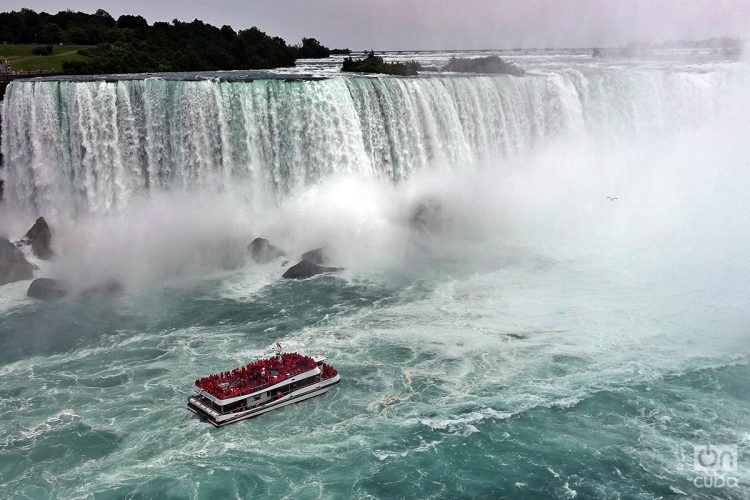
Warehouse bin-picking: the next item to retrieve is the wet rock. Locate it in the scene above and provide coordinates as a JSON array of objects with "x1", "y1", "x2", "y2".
[
  {"x1": 80, "y1": 279, "x2": 124, "y2": 300},
  {"x1": 410, "y1": 199, "x2": 443, "y2": 231},
  {"x1": 282, "y1": 260, "x2": 342, "y2": 280},
  {"x1": 0, "y1": 238, "x2": 34, "y2": 285},
  {"x1": 23, "y1": 217, "x2": 53, "y2": 259},
  {"x1": 301, "y1": 247, "x2": 329, "y2": 265},
  {"x1": 27, "y1": 278, "x2": 68, "y2": 300},
  {"x1": 248, "y1": 237, "x2": 285, "y2": 264}
]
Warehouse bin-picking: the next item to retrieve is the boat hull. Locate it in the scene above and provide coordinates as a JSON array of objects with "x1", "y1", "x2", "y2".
[{"x1": 188, "y1": 374, "x2": 340, "y2": 427}]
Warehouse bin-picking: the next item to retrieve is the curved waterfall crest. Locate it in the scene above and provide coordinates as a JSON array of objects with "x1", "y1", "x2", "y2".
[{"x1": 0, "y1": 68, "x2": 740, "y2": 216}]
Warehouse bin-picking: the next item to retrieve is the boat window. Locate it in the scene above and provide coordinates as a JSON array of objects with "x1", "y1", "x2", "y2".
[
  {"x1": 200, "y1": 397, "x2": 222, "y2": 412},
  {"x1": 225, "y1": 400, "x2": 249, "y2": 413}
]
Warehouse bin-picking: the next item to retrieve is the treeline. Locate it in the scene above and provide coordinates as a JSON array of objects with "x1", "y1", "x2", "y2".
[
  {"x1": 0, "y1": 8, "x2": 116, "y2": 45},
  {"x1": 0, "y1": 8, "x2": 342, "y2": 73}
]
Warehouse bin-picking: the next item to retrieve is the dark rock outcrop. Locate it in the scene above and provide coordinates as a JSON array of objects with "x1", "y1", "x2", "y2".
[
  {"x1": 0, "y1": 238, "x2": 34, "y2": 285},
  {"x1": 410, "y1": 200, "x2": 443, "y2": 232},
  {"x1": 23, "y1": 217, "x2": 53, "y2": 259},
  {"x1": 80, "y1": 279, "x2": 124, "y2": 300},
  {"x1": 442, "y1": 56, "x2": 524, "y2": 76},
  {"x1": 282, "y1": 260, "x2": 342, "y2": 280},
  {"x1": 248, "y1": 237, "x2": 285, "y2": 264},
  {"x1": 27, "y1": 278, "x2": 67, "y2": 300},
  {"x1": 301, "y1": 247, "x2": 329, "y2": 265}
]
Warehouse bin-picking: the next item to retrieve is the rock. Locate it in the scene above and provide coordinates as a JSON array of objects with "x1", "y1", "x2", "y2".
[
  {"x1": 248, "y1": 237, "x2": 285, "y2": 264},
  {"x1": 0, "y1": 238, "x2": 34, "y2": 285},
  {"x1": 282, "y1": 260, "x2": 342, "y2": 280},
  {"x1": 23, "y1": 217, "x2": 53, "y2": 259},
  {"x1": 442, "y1": 56, "x2": 524, "y2": 76},
  {"x1": 80, "y1": 279, "x2": 124, "y2": 300},
  {"x1": 410, "y1": 200, "x2": 443, "y2": 232},
  {"x1": 27, "y1": 278, "x2": 67, "y2": 300},
  {"x1": 301, "y1": 247, "x2": 329, "y2": 265}
]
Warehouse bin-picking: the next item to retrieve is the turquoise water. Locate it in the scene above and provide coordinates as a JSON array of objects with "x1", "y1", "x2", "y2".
[
  {"x1": 1, "y1": 52, "x2": 749, "y2": 498},
  {"x1": 0, "y1": 252, "x2": 748, "y2": 498}
]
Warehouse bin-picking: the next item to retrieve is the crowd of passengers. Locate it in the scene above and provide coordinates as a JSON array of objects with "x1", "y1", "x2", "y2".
[{"x1": 195, "y1": 353, "x2": 336, "y2": 399}]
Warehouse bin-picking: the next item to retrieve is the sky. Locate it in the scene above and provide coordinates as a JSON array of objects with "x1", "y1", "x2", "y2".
[{"x1": 3, "y1": 0, "x2": 748, "y2": 50}]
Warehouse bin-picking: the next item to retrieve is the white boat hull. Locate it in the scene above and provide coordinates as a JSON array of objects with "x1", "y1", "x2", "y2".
[{"x1": 188, "y1": 374, "x2": 340, "y2": 427}]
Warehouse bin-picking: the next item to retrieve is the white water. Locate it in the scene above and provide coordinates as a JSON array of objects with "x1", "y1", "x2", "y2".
[
  {"x1": 1, "y1": 63, "x2": 744, "y2": 217},
  {"x1": 0, "y1": 54, "x2": 749, "y2": 498},
  {"x1": 1, "y1": 59, "x2": 748, "y2": 293}
]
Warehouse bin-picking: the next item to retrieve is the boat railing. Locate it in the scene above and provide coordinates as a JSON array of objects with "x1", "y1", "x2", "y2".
[{"x1": 221, "y1": 375, "x2": 326, "y2": 414}]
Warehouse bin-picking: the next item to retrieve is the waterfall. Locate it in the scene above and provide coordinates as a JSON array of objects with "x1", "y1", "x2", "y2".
[{"x1": 0, "y1": 67, "x2": 741, "y2": 216}]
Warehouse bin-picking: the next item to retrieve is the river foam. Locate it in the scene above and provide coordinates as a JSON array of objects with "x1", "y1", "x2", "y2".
[{"x1": 0, "y1": 53, "x2": 748, "y2": 498}]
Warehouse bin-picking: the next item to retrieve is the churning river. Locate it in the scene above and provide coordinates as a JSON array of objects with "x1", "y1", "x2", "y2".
[{"x1": 0, "y1": 50, "x2": 748, "y2": 498}]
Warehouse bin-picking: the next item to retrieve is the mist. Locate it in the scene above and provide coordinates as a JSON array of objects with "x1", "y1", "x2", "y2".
[
  {"x1": 1, "y1": 89, "x2": 743, "y2": 298},
  {"x1": 0, "y1": 10, "x2": 749, "y2": 495}
]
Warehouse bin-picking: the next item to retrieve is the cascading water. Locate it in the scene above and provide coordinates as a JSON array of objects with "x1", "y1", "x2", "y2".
[
  {"x1": 1, "y1": 66, "x2": 739, "y2": 216},
  {"x1": 0, "y1": 54, "x2": 748, "y2": 498}
]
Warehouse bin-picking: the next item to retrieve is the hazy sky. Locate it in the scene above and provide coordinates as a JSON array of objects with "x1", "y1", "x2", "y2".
[{"x1": 4, "y1": 0, "x2": 748, "y2": 49}]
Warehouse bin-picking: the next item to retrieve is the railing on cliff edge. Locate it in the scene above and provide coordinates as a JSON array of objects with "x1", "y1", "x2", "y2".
[{"x1": 0, "y1": 68, "x2": 60, "y2": 79}]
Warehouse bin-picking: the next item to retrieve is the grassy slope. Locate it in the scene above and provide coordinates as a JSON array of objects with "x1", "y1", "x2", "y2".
[{"x1": 0, "y1": 44, "x2": 91, "y2": 71}]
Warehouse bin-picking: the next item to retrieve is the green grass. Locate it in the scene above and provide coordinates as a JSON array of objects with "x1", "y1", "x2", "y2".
[
  {"x1": 11, "y1": 53, "x2": 89, "y2": 71},
  {"x1": 0, "y1": 44, "x2": 92, "y2": 71},
  {"x1": 0, "y1": 44, "x2": 91, "y2": 58}
]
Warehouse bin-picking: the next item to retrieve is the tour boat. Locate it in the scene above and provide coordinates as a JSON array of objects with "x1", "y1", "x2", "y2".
[{"x1": 187, "y1": 349, "x2": 340, "y2": 427}]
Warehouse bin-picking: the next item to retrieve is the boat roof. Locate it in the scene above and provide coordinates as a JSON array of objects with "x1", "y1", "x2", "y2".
[
  {"x1": 200, "y1": 366, "x2": 320, "y2": 405},
  {"x1": 194, "y1": 352, "x2": 321, "y2": 403}
]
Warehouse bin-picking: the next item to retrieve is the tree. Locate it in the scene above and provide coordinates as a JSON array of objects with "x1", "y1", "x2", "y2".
[
  {"x1": 116, "y1": 15, "x2": 148, "y2": 31},
  {"x1": 94, "y1": 9, "x2": 115, "y2": 27},
  {"x1": 297, "y1": 37, "x2": 330, "y2": 58},
  {"x1": 220, "y1": 25, "x2": 236, "y2": 41},
  {"x1": 342, "y1": 51, "x2": 421, "y2": 76},
  {"x1": 38, "y1": 23, "x2": 67, "y2": 43}
]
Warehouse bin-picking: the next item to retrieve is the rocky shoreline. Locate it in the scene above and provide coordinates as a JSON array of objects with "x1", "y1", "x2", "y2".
[
  {"x1": 0, "y1": 217, "x2": 52, "y2": 287},
  {"x1": 0, "y1": 220, "x2": 346, "y2": 301},
  {"x1": 249, "y1": 237, "x2": 343, "y2": 280}
]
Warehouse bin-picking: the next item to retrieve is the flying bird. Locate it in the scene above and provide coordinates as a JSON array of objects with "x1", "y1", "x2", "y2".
[{"x1": 606, "y1": 196, "x2": 618, "y2": 201}]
